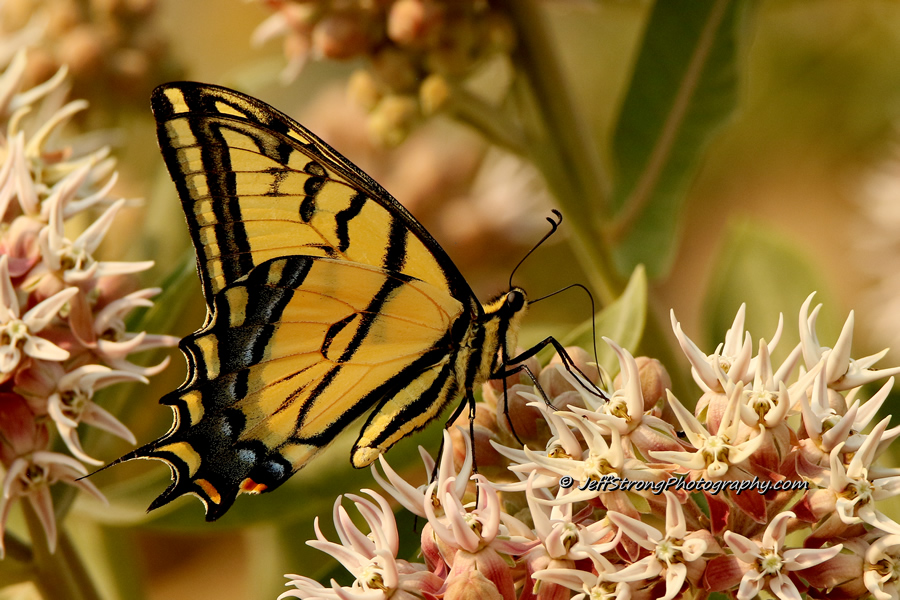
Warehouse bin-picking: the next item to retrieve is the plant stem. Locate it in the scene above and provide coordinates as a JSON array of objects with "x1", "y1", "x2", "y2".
[
  {"x1": 59, "y1": 530, "x2": 104, "y2": 600},
  {"x1": 22, "y1": 501, "x2": 102, "y2": 600},
  {"x1": 447, "y1": 85, "x2": 529, "y2": 156},
  {"x1": 497, "y1": 0, "x2": 622, "y2": 305}
]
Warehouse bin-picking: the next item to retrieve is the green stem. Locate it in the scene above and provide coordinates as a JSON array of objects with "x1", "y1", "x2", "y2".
[
  {"x1": 497, "y1": 0, "x2": 622, "y2": 305},
  {"x1": 59, "y1": 530, "x2": 104, "y2": 600},
  {"x1": 22, "y1": 500, "x2": 102, "y2": 600},
  {"x1": 23, "y1": 500, "x2": 78, "y2": 600},
  {"x1": 447, "y1": 85, "x2": 529, "y2": 156},
  {"x1": 3, "y1": 531, "x2": 33, "y2": 562}
]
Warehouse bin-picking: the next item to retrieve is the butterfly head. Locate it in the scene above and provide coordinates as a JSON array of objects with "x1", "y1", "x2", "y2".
[
  {"x1": 481, "y1": 287, "x2": 529, "y2": 356},
  {"x1": 501, "y1": 287, "x2": 527, "y2": 317}
]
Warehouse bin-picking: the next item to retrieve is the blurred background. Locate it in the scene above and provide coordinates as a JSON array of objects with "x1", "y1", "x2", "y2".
[{"x1": 4, "y1": 0, "x2": 900, "y2": 598}]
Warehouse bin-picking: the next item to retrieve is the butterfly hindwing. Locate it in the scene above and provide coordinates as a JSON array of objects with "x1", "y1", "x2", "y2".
[
  {"x1": 141, "y1": 255, "x2": 467, "y2": 519},
  {"x1": 151, "y1": 82, "x2": 478, "y2": 314}
]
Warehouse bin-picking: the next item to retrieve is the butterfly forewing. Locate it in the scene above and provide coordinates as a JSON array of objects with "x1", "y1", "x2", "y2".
[{"x1": 152, "y1": 83, "x2": 478, "y2": 313}]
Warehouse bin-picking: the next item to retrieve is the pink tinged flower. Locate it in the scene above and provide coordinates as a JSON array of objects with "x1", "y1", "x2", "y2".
[
  {"x1": 372, "y1": 428, "x2": 472, "y2": 518},
  {"x1": 827, "y1": 419, "x2": 900, "y2": 534},
  {"x1": 800, "y1": 292, "x2": 900, "y2": 390},
  {"x1": 91, "y1": 288, "x2": 179, "y2": 375},
  {"x1": 799, "y1": 366, "x2": 897, "y2": 468},
  {"x1": 38, "y1": 196, "x2": 154, "y2": 284},
  {"x1": 281, "y1": 490, "x2": 442, "y2": 600},
  {"x1": 0, "y1": 255, "x2": 77, "y2": 378},
  {"x1": 490, "y1": 401, "x2": 592, "y2": 491},
  {"x1": 514, "y1": 412, "x2": 671, "y2": 512},
  {"x1": 525, "y1": 475, "x2": 619, "y2": 564},
  {"x1": 725, "y1": 511, "x2": 842, "y2": 600},
  {"x1": 734, "y1": 340, "x2": 803, "y2": 472},
  {"x1": 572, "y1": 339, "x2": 682, "y2": 460},
  {"x1": 533, "y1": 555, "x2": 631, "y2": 600},
  {"x1": 671, "y1": 306, "x2": 783, "y2": 393},
  {"x1": 865, "y1": 533, "x2": 900, "y2": 600},
  {"x1": 738, "y1": 341, "x2": 795, "y2": 430},
  {"x1": 0, "y1": 449, "x2": 106, "y2": 558},
  {"x1": 606, "y1": 491, "x2": 709, "y2": 600},
  {"x1": 650, "y1": 386, "x2": 764, "y2": 479},
  {"x1": 44, "y1": 364, "x2": 143, "y2": 465},
  {"x1": 426, "y1": 476, "x2": 530, "y2": 600}
]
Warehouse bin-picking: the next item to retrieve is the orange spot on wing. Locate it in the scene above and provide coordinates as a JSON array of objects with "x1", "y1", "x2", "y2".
[
  {"x1": 240, "y1": 478, "x2": 268, "y2": 494},
  {"x1": 195, "y1": 479, "x2": 222, "y2": 504}
]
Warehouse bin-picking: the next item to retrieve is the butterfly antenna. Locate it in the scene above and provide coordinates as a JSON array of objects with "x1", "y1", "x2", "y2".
[
  {"x1": 509, "y1": 209, "x2": 563, "y2": 290},
  {"x1": 531, "y1": 283, "x2": 604, "y2": 386}
]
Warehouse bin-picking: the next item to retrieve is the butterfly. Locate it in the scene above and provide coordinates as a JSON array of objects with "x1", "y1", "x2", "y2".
[{"x1": 121, "y1": 82, "x2": 599, "y2": 520}]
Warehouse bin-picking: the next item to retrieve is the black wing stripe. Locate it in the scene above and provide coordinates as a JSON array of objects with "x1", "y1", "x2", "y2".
[
  {"x1": 384, "y1": 214, "x2": 409, "y2": 272},
  {"x1": 334, "y1": 192, "x2": 367, "y2": 252},
  {"x1": 151, "y1": 82, "x2": 480, "y2": 313}
]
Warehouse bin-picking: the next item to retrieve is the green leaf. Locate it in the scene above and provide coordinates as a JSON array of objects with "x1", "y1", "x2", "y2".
[
  {"x1": 565, "y1": 265, "x2": 647, "y2": 376},
  {"x1": 702, "y1": 221, "x2": 839, "y2": 364},
  {"x1": 610, "y1": 0, "x2": 750, "y2": 277}
]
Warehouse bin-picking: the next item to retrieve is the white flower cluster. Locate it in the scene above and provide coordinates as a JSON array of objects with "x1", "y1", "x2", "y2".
[
  {"x1": 0, "y1": 51, "x2": 177, "y2": 558},
  {"x1": 284, "y1": 295, "x2": 900, "y2": 600}
]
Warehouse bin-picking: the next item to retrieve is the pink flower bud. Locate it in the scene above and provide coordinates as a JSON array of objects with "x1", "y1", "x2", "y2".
[
  {"x1": 387, "y1": 0, "x2": 442, "y2": 46},
  {"x1": 312, "y1": 12, "x2": 371, "y2": 60}
]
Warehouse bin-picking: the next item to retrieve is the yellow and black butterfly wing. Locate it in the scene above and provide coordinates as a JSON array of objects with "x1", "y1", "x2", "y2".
[
  {"x1": 139, "y1": 255, "x2": 466, "y2": 519},
  {"x1": 127, "y1": 82, "x2": 489, "y2": 519},
  {"x1": 151, "y1": 82, "x2": 479, "y2": 314}
]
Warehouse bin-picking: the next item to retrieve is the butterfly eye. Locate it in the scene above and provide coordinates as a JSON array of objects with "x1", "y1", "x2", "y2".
[{"x1": 505, "y1": 290, "x2": 526, "y2": 313}]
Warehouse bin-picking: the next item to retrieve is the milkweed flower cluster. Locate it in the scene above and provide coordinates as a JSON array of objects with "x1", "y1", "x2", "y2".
[
  {"x1": 0, "y1": 0, "x2": 171, "y2": 109},
  {"x1": 283, "y1": 294, "x2": 900, "y2": 600},
  {"x1": 253, "y1": 0, "x2": 516, "y2": 145},
  {"x1": 0, "y1": 51, "x2": 177, "y2": 557}
]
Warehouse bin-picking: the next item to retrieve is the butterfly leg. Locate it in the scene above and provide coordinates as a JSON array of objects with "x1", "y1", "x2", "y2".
[
  {"x1": 496, "y1": 336, "x2": 608, "y2": 401},
  {"x1": 497, "y1": 364, "x2": 542, "y2": 446},
  {"x1": 428, "y1": 388, "x2": 478, "y2": 484}
]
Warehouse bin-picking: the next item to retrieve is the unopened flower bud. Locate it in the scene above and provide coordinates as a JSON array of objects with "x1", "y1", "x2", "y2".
[
  {"x1": 347, "y1": 68, "x2": 382, "y2": 112},
  {"x1": 387, "y1": 0, "x2": 441, "y2": 46},
  {"x1": 444, "y1": 555, "x2": 508, "y2": 600},
  {"x1": 420, "y1": 73, "x2": 450, "y2": 115},
  {"x1": 372, "y1": 47, "x2": 419, "y2": 92},
  {"x1": 449, "y1": 419, "x2": 508, "y2": 481},
  {"x1": 484, "y1": 12, "x2": 516, "y2": 54},
  {"x1": 486, "y1": 352, "x2": 541, "y2": 397},
  {"x1": 312, "y1": 12, "x2": 371, "y2": 60},
  {"x1": 367, "y1": 95, "x2": 418, "y2": 146},
  {"x1": 695, "y1": 390, "x2": 728, "y2": 434},
  {"x1": 638, "y1": 356, "x2": 671, "y2": 411},
  {"x1": 60, "y1": 26, "x2": 106, "y2": 76},
  {"x1": 493, "y1": 384, "x2": 547, "y2": 447},
  {"x1": 425, "y1": 17, "x2": 477, "y2": 76}
]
